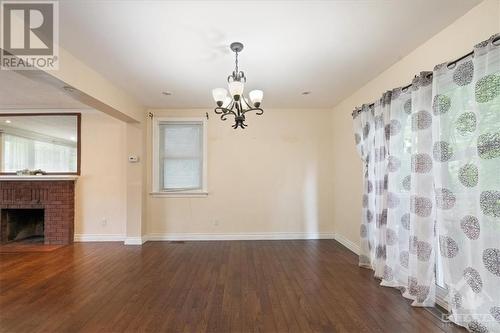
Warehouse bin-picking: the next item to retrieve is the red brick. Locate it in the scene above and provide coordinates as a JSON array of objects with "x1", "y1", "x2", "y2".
[{"x1": 0, "y1": 180, "x2": 75, "y2": 245}]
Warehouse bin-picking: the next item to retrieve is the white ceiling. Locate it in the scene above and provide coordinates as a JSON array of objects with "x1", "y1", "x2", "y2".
[{"x1": 57, "y1": 0, "x2": 480, "y2": 109}]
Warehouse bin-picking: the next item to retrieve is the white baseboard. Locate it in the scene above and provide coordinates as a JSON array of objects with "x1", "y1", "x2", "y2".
[
  {"x1": 146, "y1": 232, "x2": 336, "y2": 241},
  {"x1": 74, "y1": 234, "x2": 145, "y2": 245},
  {"x1": 73, "y1": 232, "x2": 360, "y2": 253},
  {"x1": 333, "y1": 233, "x2": 360, "y2": 255},
  {"x1": 124, "y1": 236, "x2": 147, "y2": 245},
  {"x1": 74, "y1": 234, "x2": 125, "y2": 242}
]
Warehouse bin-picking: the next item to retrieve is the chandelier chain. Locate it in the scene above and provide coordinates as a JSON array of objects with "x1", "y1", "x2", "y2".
[{"x1": 235, "y1": 51, "x2": 239, "y2": 75}]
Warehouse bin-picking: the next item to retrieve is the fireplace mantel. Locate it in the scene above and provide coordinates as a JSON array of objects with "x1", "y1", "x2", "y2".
[{"x1": 0, "y1": 175, "x2": 78, "y2": 181}]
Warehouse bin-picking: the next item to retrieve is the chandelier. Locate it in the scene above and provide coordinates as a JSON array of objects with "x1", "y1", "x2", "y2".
[{"x1": 211, "y1": 42, "x2": 264, "y2": 129}]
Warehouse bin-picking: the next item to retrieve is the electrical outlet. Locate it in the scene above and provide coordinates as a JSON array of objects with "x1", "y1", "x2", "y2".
[
  {"x1": 101, "y1": 218, "x2": 107, "y2": 226},
  {"x1": 213, "y1": 220, "x2": 219, "y2": 226},
  {"x1": 128, "y1": 155, "x2": 139, "y2": 163}
]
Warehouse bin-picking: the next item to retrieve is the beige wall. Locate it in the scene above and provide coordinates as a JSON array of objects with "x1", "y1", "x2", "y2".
[
  {"x1": 33, "y1": 33, "x2": 147, "y2": 242},
  {"x1": 330, "y1": 0, "x2": 500, "y2": 250},
  {"x1": 125, "y1": 121, "x2": 147, "y2": 242},
  {"x1": 75, "y1": 110, "x2": 127, "y2": 239},
  {"x1": 69, "y1": 0, "x2": 500, "y2": 245},
  {"x1": 145, "y1": 108, "x2": 335, "y2": 238}
]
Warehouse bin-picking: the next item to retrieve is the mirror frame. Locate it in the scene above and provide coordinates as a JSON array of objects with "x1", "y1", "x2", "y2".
[{"x1": 0, "y1": 113, "x2": 81, "y2": 175}]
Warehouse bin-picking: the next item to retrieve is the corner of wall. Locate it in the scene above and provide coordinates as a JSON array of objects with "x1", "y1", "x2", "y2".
[{"x1": 329, "y1": 0, "x2": 499, "y2": 251}]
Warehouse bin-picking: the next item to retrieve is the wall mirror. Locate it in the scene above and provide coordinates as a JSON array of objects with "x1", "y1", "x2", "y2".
[{"x1": 0, "y1": 113, "x2": 80, "y2": 175}]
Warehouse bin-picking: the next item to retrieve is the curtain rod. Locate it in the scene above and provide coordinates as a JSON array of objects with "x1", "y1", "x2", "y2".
[{"x1": 359, "y1": 49, "x2": 476, "y2": 111}]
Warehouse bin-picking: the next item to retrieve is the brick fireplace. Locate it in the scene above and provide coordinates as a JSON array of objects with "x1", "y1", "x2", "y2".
[{"x1": 0, "y1": 179, "x2": 76, "y2": 245}]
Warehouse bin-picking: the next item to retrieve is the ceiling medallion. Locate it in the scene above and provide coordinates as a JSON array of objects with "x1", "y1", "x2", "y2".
[{"x1": 211, "y1": 42, "x2": 264, "y2": 129}]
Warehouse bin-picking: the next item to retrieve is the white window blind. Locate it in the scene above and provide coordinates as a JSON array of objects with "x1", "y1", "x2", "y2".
[
  {"x1": 159, "y1": 122, "x2": 203, "y2": 191},
  {"x1": 2, "y1": 134, "x2": 77, "y2": 172}
]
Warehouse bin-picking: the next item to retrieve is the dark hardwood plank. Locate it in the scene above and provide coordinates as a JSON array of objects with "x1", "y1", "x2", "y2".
[{"x1": 0, "y1": 240, "x2": 465, "y2": 333}]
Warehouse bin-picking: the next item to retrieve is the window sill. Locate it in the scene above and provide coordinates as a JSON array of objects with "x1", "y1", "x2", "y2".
[{"x1": 150, "y1": 191, "x2": 208, "y2": 198}]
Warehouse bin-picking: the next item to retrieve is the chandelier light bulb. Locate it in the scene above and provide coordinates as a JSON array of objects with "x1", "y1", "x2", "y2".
[
  {"x1": 212, "y1": 88, "x2": 228, "y2": 105},
  {"x1": 228, "y1": 80, "x2": 244, "y2": 99},
  {"x1": 249, "y1": 90, "x2": 263, "y2": 107}
]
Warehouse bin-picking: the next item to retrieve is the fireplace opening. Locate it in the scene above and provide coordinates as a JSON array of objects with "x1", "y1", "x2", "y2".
[{"x1": 0, "y1": 209, "x2": 45, "y2": 244}]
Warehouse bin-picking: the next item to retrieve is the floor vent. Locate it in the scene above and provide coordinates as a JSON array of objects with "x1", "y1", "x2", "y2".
[{"x1": 425, "y1": 304, "x2": 450, "y2": 323}]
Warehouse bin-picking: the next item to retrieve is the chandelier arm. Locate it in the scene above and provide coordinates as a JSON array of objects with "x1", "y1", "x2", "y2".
[
  {"x1": 214, "y1": 107, "x2": 225, "y2": 115},
  {"x1": 227, "y1": 99, "x2": 236, "y2": 111},
  {"x1": 214, "y1": 98, "x2": 237, "y2": 114},
  {"x1": 241, "y1": 107, "x2": 264, "y2": 116},
  {"x1": 220, "y1": 110, "x2": 237, "y2": 121},
  {"x1": 241, "y1": 95, "x2": 251, "y2": 109}
]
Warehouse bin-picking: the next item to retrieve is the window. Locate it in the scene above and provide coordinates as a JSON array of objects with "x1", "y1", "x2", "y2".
[{"x1": 152, "y1": 118, "x2": 207, "y2": 196}]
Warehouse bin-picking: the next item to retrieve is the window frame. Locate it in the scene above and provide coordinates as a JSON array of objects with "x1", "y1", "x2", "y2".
[{"x1": 151, "y1": 117, "x2": 208, "y2": 197}]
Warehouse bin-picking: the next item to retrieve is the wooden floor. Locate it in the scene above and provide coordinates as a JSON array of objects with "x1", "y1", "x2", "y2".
[{"x1": 0, "y1": 240, "x2": 464, "y2": 333}]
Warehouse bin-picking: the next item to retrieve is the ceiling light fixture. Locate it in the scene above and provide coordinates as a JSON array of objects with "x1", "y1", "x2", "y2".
[
  {"x1": 211, "y1": 42, "x2": 263, "y2": 129},
  {"x1": 5, "y1": 120, "x2": 11, "y2": 123},
  {"x1": 63, "y1": 85, "x2": 76, "y2": 93}
]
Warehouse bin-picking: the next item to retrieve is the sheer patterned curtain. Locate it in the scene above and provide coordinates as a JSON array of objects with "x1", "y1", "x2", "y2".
[
  {"x1": 381, "y1": 87, "x2": 412, "y2": 291},
  {"x1": 353, "y1": 104, "x2": 375, "y2": 268},
  {"x1": 371, "y1": 93, "x2": 391, "y2": 278},
  {"x1": 432, "y1": 34, "x2": 500, "y2": 332},
  {"x1": 352, "y1": 33, "x2": 500, "y2": 333},
  {"x1": 404, "y1": 72, "x2": 436, "y2": 306}
]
